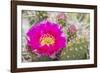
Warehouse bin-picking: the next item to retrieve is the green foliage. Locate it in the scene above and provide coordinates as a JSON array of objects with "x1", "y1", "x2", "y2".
[
  {"x1": 30, "y1": 19, "x2": 35, "y2": 25},
  {"x1": 36, "y1": 11, "x2": 48, "y2": 21},
  {"x1": 30, "y1": 52, "x2": 39, "y2": 61},
  {"x1": 58, "y1": 19, "x2": 66, "y2": 26},
  {"x1": 38, "y1": 56, "x2": 53, "y2": 61},
  {"x1": 60, "y1": 37, "x2": 89, "y2": 60}
]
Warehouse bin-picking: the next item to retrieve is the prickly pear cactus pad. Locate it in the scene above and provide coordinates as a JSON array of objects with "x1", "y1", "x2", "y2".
[{"x1": 21, "y1": 10, "x2": 90, "y2": 62}]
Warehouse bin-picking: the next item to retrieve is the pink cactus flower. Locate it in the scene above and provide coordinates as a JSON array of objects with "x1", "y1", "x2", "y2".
[
  {"x1": 67, "y1": 24, "x2": 77, "y2": 34},
  {"x1": 57, "y1": 13, "x2": 67, "y2": 20},
  {"x1": 26, "y1": 20, "x2": 67, "y2": 57}
]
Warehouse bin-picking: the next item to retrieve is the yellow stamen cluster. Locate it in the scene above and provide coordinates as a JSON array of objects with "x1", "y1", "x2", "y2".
[{"x1": 40, "y1": 34, "x2": 55, "y2": 46}]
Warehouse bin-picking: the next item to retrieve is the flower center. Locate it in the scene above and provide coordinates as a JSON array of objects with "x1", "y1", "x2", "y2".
[{"x1": 40, "y1": 34, "x2": 55, "y2": 46}]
